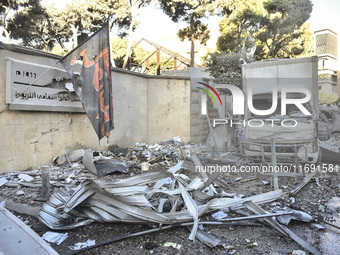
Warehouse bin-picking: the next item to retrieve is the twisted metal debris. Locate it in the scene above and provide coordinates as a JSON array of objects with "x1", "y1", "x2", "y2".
[{"x1": 38, "y1": 160, "x2": 282, "y2": 241}]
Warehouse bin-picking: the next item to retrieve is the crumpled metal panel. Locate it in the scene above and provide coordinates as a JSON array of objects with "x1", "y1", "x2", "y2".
[{"x1": 38, "y1": 161, "x2": 283, "y2": 240}]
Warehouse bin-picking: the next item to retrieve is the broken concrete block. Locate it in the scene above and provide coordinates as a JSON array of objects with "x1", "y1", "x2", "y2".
[
  {"x1": 0, "y1": 177, "x2": 7, "y2": 187},
  {"x1": 1, "y1": 198, "x2": 41, "y2": 216},
  {"x1": 82, "y1": 149, "x2": 97, "y2": 175},
  {"x1": 135, "y1": 142, "x2": 147, "y2": 147},
  {"x1": 326, "y1": 196, "x2": 340, "y2": 212},
  {"x1": 160, "y1": 136, "x2": 182, "y2": 144},
  {"x1": 55, "y1": 149, "x2": 85, "y2": 165},
  {"x1": 15, "y1": 190, "x2": 25, "y2": 196},
  {"x1": 18, "y1": 174, "x2": 34, "y2": 182}
]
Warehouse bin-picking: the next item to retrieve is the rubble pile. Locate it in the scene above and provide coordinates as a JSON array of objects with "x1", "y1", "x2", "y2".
[
  {"x1": 1, "y1": 138, "x2": 339, "y2": 254},
  {"x1": 0, "y1": 137, "x2": 191, "y2": 190},
  {"x1": 38, "y1": 148, "x2": 322, "y2": 254},
  {"x1": 52, "y1": 136, "x2": 191, "y2": 182},
  {"x1": 38, "y1": 160, "x2": 282, "y2": 235}
]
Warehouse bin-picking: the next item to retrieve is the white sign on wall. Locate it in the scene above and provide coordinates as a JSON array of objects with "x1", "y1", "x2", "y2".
[{"x1": 6, "y1": 58, "x2": 84, "y2": 112}]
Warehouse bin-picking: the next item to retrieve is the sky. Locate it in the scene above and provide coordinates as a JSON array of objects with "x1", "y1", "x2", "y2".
[
  {"x1": 19, "y1": 0, "x2": 340, "y2": 62},
  {"x1": 309, "y1": 0, "x2": 340, "y2": 33}
]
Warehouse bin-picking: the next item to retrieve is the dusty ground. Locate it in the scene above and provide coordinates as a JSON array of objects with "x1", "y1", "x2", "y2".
[{"x1": 1, "y1": 155, "x2": 340, "y2": 255}]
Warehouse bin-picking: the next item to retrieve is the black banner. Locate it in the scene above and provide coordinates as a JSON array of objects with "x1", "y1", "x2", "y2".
[{"x1": 60, "y1": 24, "x2": 114, "y2": 140}]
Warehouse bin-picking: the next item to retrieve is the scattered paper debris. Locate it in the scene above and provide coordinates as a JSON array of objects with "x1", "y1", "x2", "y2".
[
  {"x1": 212, "y1": 211, "x2": 228, "y2": 220},
  {"x1": 42, "y1": 231, "x2": 68, "y2": 245},
  {"x1": 292, "y1": 250, "x2": 307, "y2": 255},
  {"x1": 163, "y1": 242, "x2": 181, "y2": 249},
  {"x1": 69, "y1": 239, "x2": 95, "y2": 250},
  {"x1": 276, "y1": 208, "x2": 313, "y2": 226},
  {"x1": 223, "y1": 245, "x2": 234, "y2": 250},
  {"x1": 262, "y1": 180, "x2": 270, "y2": 186}
]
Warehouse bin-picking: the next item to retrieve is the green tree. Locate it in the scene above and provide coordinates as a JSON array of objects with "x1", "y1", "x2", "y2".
[
  {"x1": 158, "y1": 0, "x2": 214, "y2": 66},
  {"x1": 7, "y1": 0, "x2": 135, "y2": 52},
  {"x1": 217, "y1": 0, "x2": 313, "y2": 60},
  {"x1": 205, "y1": 51, "x2": 253, "y2": 87},
  {"x1": 319, "y1": 91, "x2": 339, "y2": 105},
  {"x1": 0, "y1": 0, "x2": 40, "y2": 42},
  {"x1": 268, "y1": 22, "x2": 314, "y2": 59},
  {"x1": 217, "y1": 0, "x2": 264, "y2": 56},
  {"x1": 61, "y1": 0, "x2": 97, "y2": 48},
  {"x1": 57, "y1": 0, "x2": 134, "y2": 49},
  {"x1": 50, "y1": 45, "x2": 70, "y2": 56},
  {"x1": 7, "y1": 5, "x2": 68, "y2": 51},
  {"x1": 86, "y1": 0, "x2": 131, "y2": 34},
  {"x1": 111, "y1": 37, "x2": 131, "y2": 67},
  {"x1": 259, "y1": 0, "x2": 313, "y2": 59},
  {"x1": 122, "y1": 0, "x2": 151, "y2": 69}
]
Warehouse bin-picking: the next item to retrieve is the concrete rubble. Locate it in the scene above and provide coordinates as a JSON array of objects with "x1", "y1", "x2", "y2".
[{"x1": 0, "y1": 137, "x2": 339, "y2": 254}]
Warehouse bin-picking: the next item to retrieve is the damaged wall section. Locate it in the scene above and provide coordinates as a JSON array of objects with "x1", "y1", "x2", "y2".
[{"x1": 0, "y1": 43, "x2": 218, "y2": 171}]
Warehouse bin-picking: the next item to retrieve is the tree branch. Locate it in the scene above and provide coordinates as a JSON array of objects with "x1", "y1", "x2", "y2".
[{"x1": 2, "y1": 5, "x2": 11, "y2": 40}]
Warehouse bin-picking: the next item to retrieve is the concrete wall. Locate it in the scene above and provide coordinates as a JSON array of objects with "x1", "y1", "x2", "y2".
[
  {"x1": 162, "y1": 69, "x2": 221, "y2": 144},
  {"x1": 111, "y1": 68, "x2": 192, "y2": 146},
  {"x1": 146, "y1": 78, "x2": 191, "y2": 144},
  {"x1": 0, "y1": 47, "x2": 113, "y2": 171},
  {"x1": 0, "y1": 44, "x2": 216, "y2": 171},
  {"x1": 338, "y1": 71, "x2": 340, "y2": 95}
]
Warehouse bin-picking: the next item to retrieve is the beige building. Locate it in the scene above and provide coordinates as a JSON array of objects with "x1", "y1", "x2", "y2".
[{"x1": 314, "y1": 29, "x2": 339, "y2": 94}]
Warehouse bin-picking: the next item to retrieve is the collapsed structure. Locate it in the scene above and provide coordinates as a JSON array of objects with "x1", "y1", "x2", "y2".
[{"x1": 31, "y1": 139, "x2": 323, "y2": 254}]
